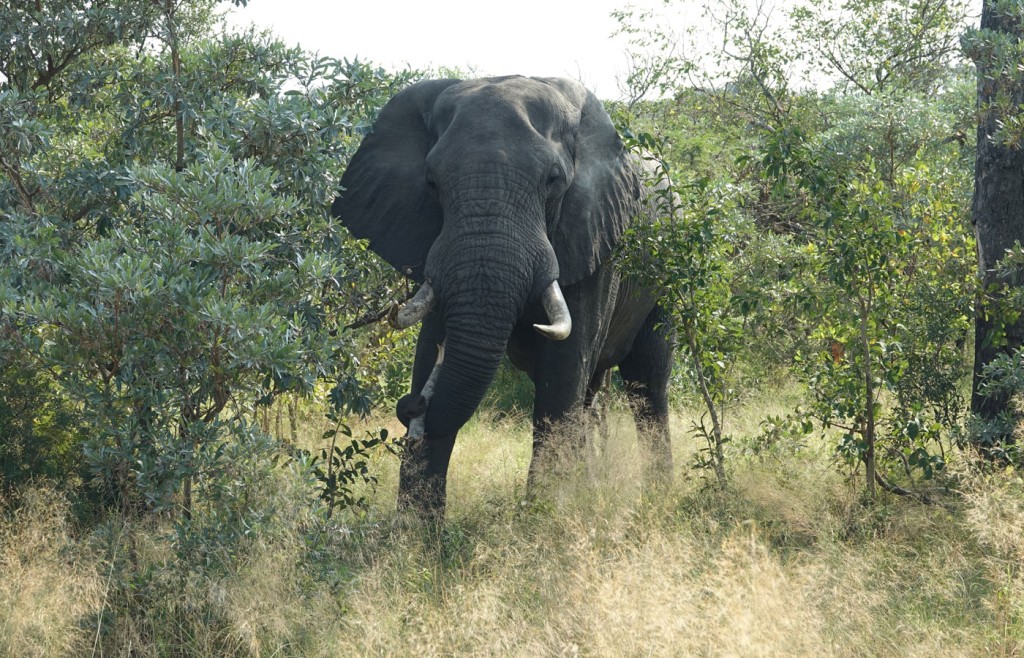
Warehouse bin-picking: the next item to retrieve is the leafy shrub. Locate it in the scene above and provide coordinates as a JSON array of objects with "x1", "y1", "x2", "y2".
[
  {"x1": 0, "y1": 349, "x2": 85, "y2": 495},
  {"x1": 0, "y1": 4, "x2": 417, "y2": 520},
  {"x1": 969, "y1": 348, "x2": 1024, "y2": 464}
]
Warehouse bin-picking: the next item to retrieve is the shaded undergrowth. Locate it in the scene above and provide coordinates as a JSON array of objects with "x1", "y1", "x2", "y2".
[{"x1": 1, "y1": 392, "x2": 1022, "y2": 657}]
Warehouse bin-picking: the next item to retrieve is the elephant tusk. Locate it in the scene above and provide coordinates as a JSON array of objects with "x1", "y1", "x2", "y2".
[
  {"x1": 392, "y1": 282, "x2": 436, "y2": 329},
  {"x1": 408, "y1": 343, "x2": 445, "y2": 441},
  {"x1": 533, "y1": 280, "x2": 572, "y2": 340}
]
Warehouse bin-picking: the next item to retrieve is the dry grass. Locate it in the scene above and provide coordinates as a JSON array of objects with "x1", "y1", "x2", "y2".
[
  {"x1": 0, "y1": 488, "x2": 104, "y2": 657},
  {"x1": 1, "y1": 390, "x2": 1023, "y2": 656}
]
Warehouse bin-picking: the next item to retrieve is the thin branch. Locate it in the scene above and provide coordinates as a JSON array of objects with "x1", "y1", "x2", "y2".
[
  {"x1": 343, "y1": 288, "x2": 416, "y2": 331},
  {"x1": 0, "y1": 157, "x2": 38, "y2": 214},
  {"x1": 873, "y1": 472, "x2": 943, "y2": 506},
  {"x1": 166, "y1": 0, "x2": 185, "y2": 172}
]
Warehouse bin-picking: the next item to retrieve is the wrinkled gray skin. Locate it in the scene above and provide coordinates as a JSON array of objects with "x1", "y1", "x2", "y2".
[{"x1": 332, "y1": 76, "x2": 673, "y2": 518}]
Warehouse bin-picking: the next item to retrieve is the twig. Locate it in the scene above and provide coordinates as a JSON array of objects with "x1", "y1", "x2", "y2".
[
  {"x1": 0, "y1": 158, "x2": 37, "y2": 214},
  {"x1": 874, "y1": 472, "x2": 938, "y2": 505},
  {"x1": 343, "y1": 288, "x2": 416, "y2": 331}
]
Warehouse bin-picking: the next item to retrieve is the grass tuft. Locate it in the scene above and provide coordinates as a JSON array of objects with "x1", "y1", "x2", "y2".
[
  {"x1": 1, "y1": 394, "x2": 1023, "y2": 656},
  {"x1": 0, "y1": 487, "x2": 104, "y2": 657}
]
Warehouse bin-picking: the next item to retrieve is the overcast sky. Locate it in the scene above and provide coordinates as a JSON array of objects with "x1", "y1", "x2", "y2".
[{"x1": 224, "y1": 0, "x2": 666, "y2": 99}]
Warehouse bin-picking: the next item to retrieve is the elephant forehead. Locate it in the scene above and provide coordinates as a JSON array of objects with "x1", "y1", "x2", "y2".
[{"x1": 433, "y1": 76, "x2": 580, "y2": 141}]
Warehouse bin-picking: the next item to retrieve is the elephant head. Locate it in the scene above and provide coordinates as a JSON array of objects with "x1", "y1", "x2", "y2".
[{"x1": 332, "y1": 76, "x2": 640, "y2": 494}]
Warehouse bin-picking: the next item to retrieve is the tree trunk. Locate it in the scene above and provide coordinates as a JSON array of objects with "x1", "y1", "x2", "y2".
[
  {"x1": 969, "y1": 1, "x2": 1024, "y2": 452},
  {"x1": 858, "y1": 293, "x2": 876, "y2": 499},
  {"x1": 288, "y1": 394, "x2": 299, "y2": 443},
  {"x1": 685, "y1": 321, "x2": 726, "y2": 485},
  {"x1": 167, "y1": 0, "x2": 184, "y2": 172}
]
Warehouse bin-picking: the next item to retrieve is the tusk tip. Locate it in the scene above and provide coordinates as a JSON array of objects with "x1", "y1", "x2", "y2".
[{"x1": 533, "y1": 322, "x2": 572, "y2": 340}]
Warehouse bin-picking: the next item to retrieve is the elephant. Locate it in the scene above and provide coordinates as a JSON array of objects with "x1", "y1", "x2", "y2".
[{"x1": 332, "y1": 75, "x2": 674, "y2": 517}]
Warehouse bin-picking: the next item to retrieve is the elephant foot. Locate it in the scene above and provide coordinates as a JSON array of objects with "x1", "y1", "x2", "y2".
[
  {"x1": 641, "y1": 464, "x2": 672, "y2": 500},
  {"x1": 396, "y1": 432, "x2": 455, "y2": 521},
  {"x1": 396, "y1": 484, "x2": 446, "y2": 521},
  {"x1": 639, "y1": 442, "x2": 673, "y2": 502},
  {"x1": 397, "y1": 464, "x2": 448, "y2": 520},
  {"x1": 528, "y1": 417, "x2": 591, "y2": 480},
  {"x1": 525, "y1": 440, "x2": 593, "y2": 505}
]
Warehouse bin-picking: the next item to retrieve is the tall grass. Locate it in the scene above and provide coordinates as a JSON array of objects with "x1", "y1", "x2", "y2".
[
  {"x1": 1, "y1": 390, "x2": 1022, "y2": 656},
  {"x1": 0, "y1": 488, "x2": 104, "y2": 657}
]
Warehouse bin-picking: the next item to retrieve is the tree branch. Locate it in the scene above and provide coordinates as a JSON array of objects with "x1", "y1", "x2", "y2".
[
  {"x1": 343, "y1": 288, "x2": 417, "y2": 331},
  {"x1": 0, "y1": 157, "x2": 37, "y2": 214}
]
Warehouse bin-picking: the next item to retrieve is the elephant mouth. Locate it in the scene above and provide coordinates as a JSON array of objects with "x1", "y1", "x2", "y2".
[{"x1": 391, "y1": 278, "x2": 572, "y2": 340}]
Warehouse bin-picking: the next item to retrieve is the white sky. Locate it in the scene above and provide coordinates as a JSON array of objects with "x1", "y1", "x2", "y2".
[
  {"x1": 224, "y1": 1, "x2": 983, "y2": 100},
  {"x1": 224, "y1": 0, "x2": 664, "y2": 99}
]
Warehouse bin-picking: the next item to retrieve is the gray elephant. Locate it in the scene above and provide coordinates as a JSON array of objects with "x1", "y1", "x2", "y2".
[{"x1": 332, "y1": 76, "x2": 673, "y2": 517}]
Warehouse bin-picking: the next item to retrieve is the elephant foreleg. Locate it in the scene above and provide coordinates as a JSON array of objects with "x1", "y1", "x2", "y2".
[
  {"x1": 397, "y1": 433, "x2": 456, "y2": 518},
  {"x1": 526, "y1": 268, "x2": 617, "y2": 491},
  {"x1": 526, "y1": 353, "x2": 593, "y2": 490},
  {"x1": 618, "y1": 309, "x2": 674, "y2": 493},
  {"x1": 396, "y1": 313, "x2": 454, "y2": 518},
  {"x1": 584, "y1": 368, "x2": 613, "y2": 456}
]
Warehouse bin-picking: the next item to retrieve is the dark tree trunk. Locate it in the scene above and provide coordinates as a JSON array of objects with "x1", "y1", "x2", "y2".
[
  {"x1": 970, "y1": 1, "x2": 1024, "y2": 451},
  {"x1": 166, "y1": 0, "x2": 184, "y2": 172}
]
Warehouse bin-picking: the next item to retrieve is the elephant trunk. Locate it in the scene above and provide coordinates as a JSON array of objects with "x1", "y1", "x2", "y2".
[
  {"x1": 395, "y1": 163, "x2": 575, "y2": 517},
  {"x1": 399, "y1": 312, "x2": 502, "y2": 516},
  {"x1": 421, "y1": 216, "x2": 557, "y2": 439}
]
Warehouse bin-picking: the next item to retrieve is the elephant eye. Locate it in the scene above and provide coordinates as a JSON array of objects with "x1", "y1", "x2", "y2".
[{"x1": 547, "y1": 165, "x2": 564, "y2": 186}]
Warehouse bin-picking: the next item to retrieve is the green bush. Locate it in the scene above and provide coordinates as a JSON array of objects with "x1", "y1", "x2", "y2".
[{"x1": 0, "y1": 350, "x2": 85, "y2": 495}]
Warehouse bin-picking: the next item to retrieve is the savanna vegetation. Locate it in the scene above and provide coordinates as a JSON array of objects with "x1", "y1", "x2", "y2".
[{"x1": 2, "y1": 0, "x2": 1024, "y2": 655}]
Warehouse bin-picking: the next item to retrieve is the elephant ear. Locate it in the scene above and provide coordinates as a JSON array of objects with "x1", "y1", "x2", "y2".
[
  {"x1": 332, "y1": 78, "x2": 462, "y2": 283},
  {"x1": 549, "y1": 81, "x2": 642, "y2": 287}
]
